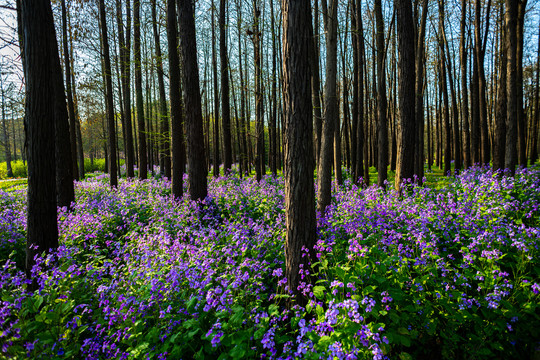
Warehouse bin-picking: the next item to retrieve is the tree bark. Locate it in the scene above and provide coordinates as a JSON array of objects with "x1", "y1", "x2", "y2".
[
  {"x1": 253, "y1": 0, "x2": 264, "y2": 181},
  {"x1": 283, "y1": 0, "x2": 317, "y2": 306},
  {"x1": 0, "y1": 76, "x2": 13, "y2": 178},
  {"x1": 150, "y1": 0, "x2": 171, "y2": 178},
  {"x1": 493, "y1": 4, "x2": 507, "y2": 172},
  {"x1": 178, "y1": 0, "x2": 208, "y2": 200},
  {"x1": 475, "y1": 0, "x2": 491, "y2": 166},
  {"x1": 317, "y1": 0, "x2": 338, "y2": 213},
  {"x1": 531, "y1": 19, "x2": 540, "y2": 164},
  {"x1": 414, "y1": 0, "x2": 428, "y2": 181},
  {"x1": 61, "y1": 0, "x2": 79, "y2": 181},
  {"x1": 505, "y1": 0, "x2": 518, "y2": 174},
  {"x1": 100, "y1": 0, "x2": 117, "y2": 187},
  {"x1": 20, "y1": 0, "x2": 60, "y2": 281},
  {"x1": 374, "y1": 0, "x2": 388, "y2": 187},
  {"x1": 439, "y1": 1, "x2": 451, "y2": 176},
  {"x1": 395, "y1": 0, "x2": 415, "y2": 190},
  {"x1": 460, "y1": 0, "x2": 471, "y2": 169},
  {"x1": 167, "y1": 0, "x2": 184, "y2": 198},
  {"x1": 516, "y1": 1, "x2": 527, "y2": 166},
  {"x1": 220, "y1": 0, "x2": 232, "y2": 174}
]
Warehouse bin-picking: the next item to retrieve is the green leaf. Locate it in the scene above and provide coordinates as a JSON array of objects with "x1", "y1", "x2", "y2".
[
  {"x1": 313, "y1": 286, "x2": 326, "y2": 299},
  {"x1": 399, "y1": 352, "x2": 413, "y2": 360}
]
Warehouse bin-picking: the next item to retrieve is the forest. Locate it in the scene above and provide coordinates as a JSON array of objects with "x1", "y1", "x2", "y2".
[{"x1": 0, "y1": 0, "x2": 539, "y2": 359}]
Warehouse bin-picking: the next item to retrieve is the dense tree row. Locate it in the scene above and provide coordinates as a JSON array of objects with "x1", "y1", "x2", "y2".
[{"x1": 8, "y1": 0, "x2": 540, "y2": 300}]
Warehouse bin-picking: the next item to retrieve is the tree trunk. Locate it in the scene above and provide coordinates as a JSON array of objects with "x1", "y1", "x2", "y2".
[
  {"x1": 61, "y1": 0, "x2": 79, "y2": 181},
  {"x1": 310, "y1": 0, "x2": 322, "y2": 167},
  {"x1": 237, "y1": 0, "x2": 248, "y2": 175},
  {"x1": 414, "y1": 0, "x2": 428, "y2": 181},
  {"x1": 356, "y1": 0, "x2": 365, "y2": 184},
  {"x1": 178, "y1": 0, "x2": 208, "y2": 200},
  {"x1": 253, "y1": 0, "x2": 264, "y2": 181},
  {"x1": 531, "y1": 19, "x2": 540, "y2": 164},
  {"x1": 150, "y1": 0, "x2": 171, "y2": 178},
  {"x1": 134, "y1": 0, "x2": 146, "y2": 179},
  {"x1": 505, "y1": 0, "x2": 518, "y2": 174},
  {"x1": 220, "y1": 0, "x2": 232, "y2": 174},
  {"x1": 167, "y1": 0, "x2": 184, "y2": 198},
  {"x1": 20, "y1": 0, "x2": 60, "y2": 281},
  {"x1": 117, "y1": 0, "x2": 135, "y2": 178},
  {"x1": 283, "y1": 0, "x2": 317, "y2": 306},
  {"x1": 493, "y1": 4, "x2": 507, "y2": 172},
  {"x1": 475, "y1": 0, "x2": 491, "y2": 166},
  {"x1": 0, "y1": 77, "x2": 13, "y2": 178},
  {"x1": 439, "y1": 1, "x2": 451, "y2": 176},
  {"x1": 460, "y1": 0, "x2": 471, "y2": 169},
  {"x1": 395, "y1": 0, "x2": 415, "y2": 190},
  {"x1": 211, "y1": 0, "x2": 220, "y2": 177},
  {"x1": 516, "y1": 1, "x2": 527, "y2": 166},
  {"x1": 269, "y1": 0, "x2": 278, "y2": 177},
  {"x1": 100, "y1": 0, "x2": 117, "y2": 187},
  {"x1": 317, "y1": 0, "x2": 338, "y2": 213},
  {"x1": 374, "y1": 0, "x2": 388, "y2": 187}
]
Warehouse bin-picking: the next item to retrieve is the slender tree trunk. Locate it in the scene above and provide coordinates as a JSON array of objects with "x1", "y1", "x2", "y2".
[
  {"x1": 167, "y1": 0, "x2": 184, "y2": 198},
  {"x1": 211, "y1": 0, "x2": 220, "y2": 177},
  {"x1": 99, "y1": 0, "x2": 117, "y2": 187},
  {"x1": 493, "y1": 5, "x2": 507, "y2": 172},
  {"x1": 311, "y1": 0, "x2": 322, "y2": 167},
  {"x1": 413, "y1": 0, "x2": 428, "y2": 181},
  {"x1": 317, "y1": 0, "x2": 338, "y2": 213},
  {"x1": 356, "y1": 0, "x2": 365, "y2": 184},
  {"x1": 505, "y1": 0, "x2": 524, "y2": 174},
  {"x1": 237, "y1": 0, "x2": 248, "y2": 175},
  {"x1": 0, "y1": 78, "x2": 13, "y2": 178},
  {"x1": 374, "y1": 0, "x2": 388, "y2": 187},
  {"x1": 531, "y1": 19, "x2": 540, "y2": 164},
  {"x1": 439, "y1": 1, "x2": 451, "y2": 176},
  {"x1": 334, "y1": 82, "x2": 342, "y2": 185},
  {"x1": 118, "y1": 0, "x2": 134, "y2": 178},
  {"x1": 283, "y1": 0, "x2": 317, "y2": 306},
  {"x1": 253, "y1": 0, "x2": 264, "y2": 181},
  {"x1": 395, "y1": 0, "x2": 415, "y2": 189},
  {"x1": 61, "y1": 0, "x2": 79, "y2": 181},
  {"x1": 134, "y1": 0, "x2": 146, "y2": 179},
  {"x1": 516, "y1": 1, "x2": 527, "y2": 166},
  {"x1": 150, "y1": 0, "x2": 171, "y2": 178},
  {"x1": 460, "y1": 0, "x2": 471, "y2": 169},
  {"x1": 269, "y1": 0, "x2": 277, "y2": 176},
  {"x1": 220, "y1": 0, "x2": 232, "y2": 174},
  {"x1": 475, "y1": 0, "x2": 491, "y2": 166},
  {"x1": 178, "y1": 0, "x2": 208, "y2": 200}
]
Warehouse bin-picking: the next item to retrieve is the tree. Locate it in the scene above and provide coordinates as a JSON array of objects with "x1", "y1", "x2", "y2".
[
  {"x1": 394, "y1": 0, "x2": 415, "y2": 190},
  {"x1": 134, "y1": 0, "x2": 147, "y2": 180},
  {"x1": 460, "y1": 0, "x2": 471, "y2": 169},
  {"x1": 99, "y1": 0, "x2": 117, "y2": 187},
  {"x1": 220, "y1": 0, "x2": 232, "y2": 174},
  {"x1": 252, "y1": 0, "x2": 264, "y2": 181},
  {"x1": 151, "y1": 0, "x2": 171, "y2": 178},
  {"x1": 0, "y1": 74, "x2": 13, "y2": 178},
  {"x1": 413, "y1": 0, "x2": 428, "y2": 181},
  {"x1": 211, "y1": 0, "x2": 220, "y2": 178},
  {"x1": 61, "y1": 0, "x2": 79, "y2": 181},
  {"x1": 505, "y1": 0, "x2": 518, "y2": 175},
  {"x1": 317, "y1": 0, "x2": 338, "y2": 214},
  {"x1": 117, "y1": 0, "x2": 135, "y2": 178},
  {"x1": 474, "y1": 0, "x2": 491, "y2": 166},
  {"x1": 374, "y1": 0, "x2": 388, "y2": 187},
  {"x1": 178, "y1": 0, "x2": 207, "y2": 200},
  {"x1": 283, "y1": 0, "x2": 317, "y2": 305},
  {"x1": 20, "y1": 0, "x2": 61, "y2": 281},
  {"x1": 167, "y1": 0, "x2": 184, "y2": 198},
  {"x1": 493, "y1": 3, "x2": 507, "y2": 172}
]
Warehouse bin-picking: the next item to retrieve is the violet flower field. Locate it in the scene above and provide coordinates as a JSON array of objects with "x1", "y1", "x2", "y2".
[{"x1": 0, "y1": 167, "x2": 539, "y2": 359}]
